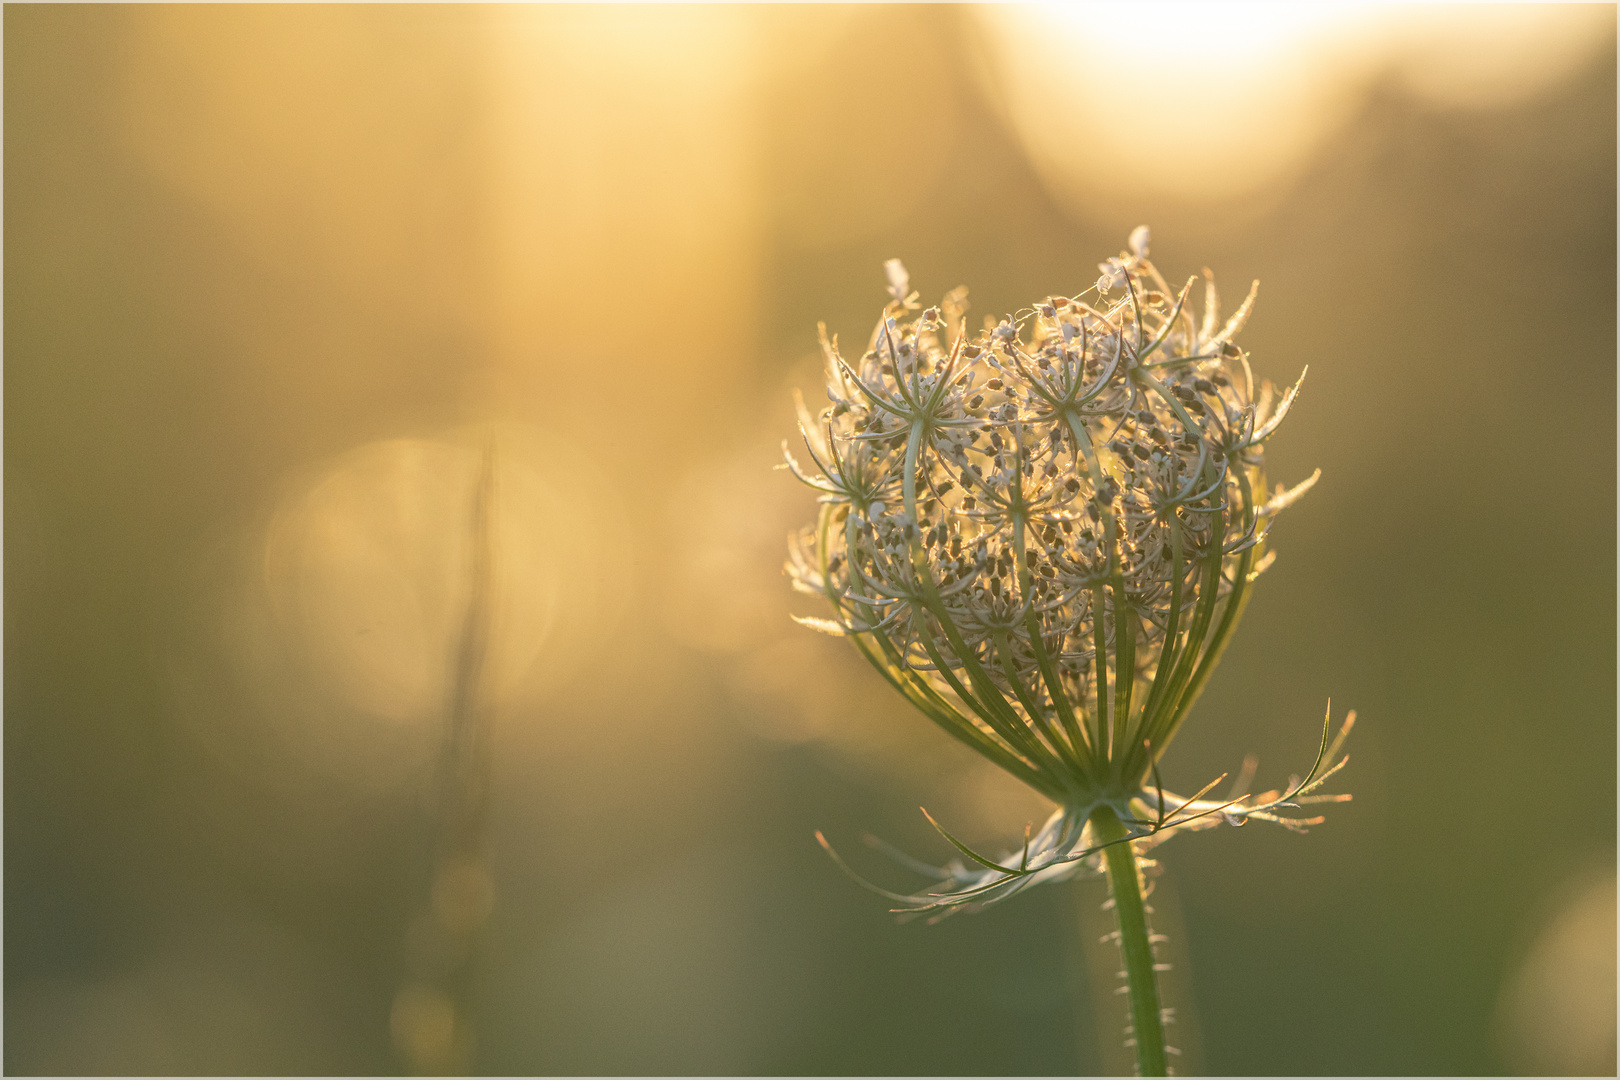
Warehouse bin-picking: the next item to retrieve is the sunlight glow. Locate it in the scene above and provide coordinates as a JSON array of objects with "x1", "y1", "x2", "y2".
[
  {"x1": 978, "y1": 3, "x2": 1614, "y2": 207},
  {"x1": 1061, "y1": 2, "x2": 1358, "y2": 64}
]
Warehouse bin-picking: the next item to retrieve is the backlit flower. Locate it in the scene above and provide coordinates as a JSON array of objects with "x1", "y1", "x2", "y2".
[{"x1": 785, "y1": 230, "x2": 1351, "y2": 916}]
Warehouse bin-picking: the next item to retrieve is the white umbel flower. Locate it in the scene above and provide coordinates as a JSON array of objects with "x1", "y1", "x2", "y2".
[{"x1": 785, "y1": 231, "x2": 1351, "y2": 916}]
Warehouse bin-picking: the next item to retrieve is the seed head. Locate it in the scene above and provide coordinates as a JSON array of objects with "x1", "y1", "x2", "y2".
[{"x1": 785, "y1": 230, "x2": 1351, "y2": 915}]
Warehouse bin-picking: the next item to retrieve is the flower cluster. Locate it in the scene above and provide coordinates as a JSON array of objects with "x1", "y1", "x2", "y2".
[{"x1": 786, "y1": 229, "x2": 1350, "y2": 915}]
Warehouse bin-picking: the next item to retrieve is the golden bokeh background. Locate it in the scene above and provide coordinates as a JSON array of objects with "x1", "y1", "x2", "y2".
[{"x1": 6, "y1": 5, "x2": 1614, "y2": 1075}]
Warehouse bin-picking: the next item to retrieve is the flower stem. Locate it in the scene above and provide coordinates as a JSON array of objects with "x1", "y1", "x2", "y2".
[{"x1": 1090, "y1": 804, "x2": 1169, "y2": 1076}]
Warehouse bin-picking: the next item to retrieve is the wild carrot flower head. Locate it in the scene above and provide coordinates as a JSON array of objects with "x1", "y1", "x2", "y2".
[{"x1": 785, "y1": 229, "x2": 1351, "y2": 916}]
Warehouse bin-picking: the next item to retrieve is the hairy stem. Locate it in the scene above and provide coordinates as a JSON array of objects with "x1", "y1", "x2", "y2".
[{"x1": 1090, "y1": 804, "x2": 1168, "y2": 1077}]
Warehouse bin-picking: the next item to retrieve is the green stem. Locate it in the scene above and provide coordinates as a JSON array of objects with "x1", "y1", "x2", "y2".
[{"x1": 1089, "y1": 805, "x2": 1168, "y2": 1077}]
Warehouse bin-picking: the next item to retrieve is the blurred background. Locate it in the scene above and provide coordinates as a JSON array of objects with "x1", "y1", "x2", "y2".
[{"x1": 6, "y1": 4, "x2": 1615, "y2": 1075}]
